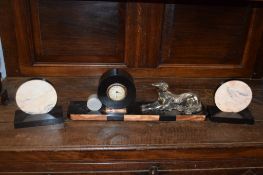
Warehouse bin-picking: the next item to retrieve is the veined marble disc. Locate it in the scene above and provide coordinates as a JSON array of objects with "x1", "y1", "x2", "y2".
[
  {"x1": 214, "y1": 80, "x2": 252, "y2": 113},
  {"x1": 15, "y1": 79, "x2": 57, "y2": 114}
]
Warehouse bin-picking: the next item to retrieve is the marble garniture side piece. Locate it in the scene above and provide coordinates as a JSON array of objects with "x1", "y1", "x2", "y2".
[
  {"x1": 15, "y1": 79, "x2": 57, "y2": 115},
  {"x1": 141, "y1": 82, "x2": 202, "y2": 115},
  {"x1": 214, "y1": 80, "x2": 252, "y2": 113}
]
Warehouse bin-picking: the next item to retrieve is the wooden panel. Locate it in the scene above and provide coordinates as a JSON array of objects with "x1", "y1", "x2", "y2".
[
  {"x1": 157, "y1": 3, "x2": 263, "y2": 78},
  {"x1": 30, "y1": 0, "x2": 125, "y2": 64},
  {"x1": 161, "y1": 4, "x2": 251, "y2": 65},
  {"x1": 0, "y1": 0, "x2": 20, "y2": 76},
  {"x1": 253, "y1": 35, "x2": 263, "y2": 78},
  {"x1": 125, "y1": 3, "x2": 164, "y2": 68},
  {"x1": 3, "y1": 0, "x2": 263, "y2": 77},
  {"x1": 0, "y1": 160, "x2": 263, "y2": 174}
]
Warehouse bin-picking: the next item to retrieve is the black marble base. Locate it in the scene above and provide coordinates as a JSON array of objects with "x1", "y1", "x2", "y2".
[
  {"x1": 68, "y1": 101, "x2": 207, "y2": 121},
  {"x1": 14, "y1": 106, "x2": 64, "y2": 128},
  {"x1": 207, "y1": 106, "x2": 254, "y2": 124}
]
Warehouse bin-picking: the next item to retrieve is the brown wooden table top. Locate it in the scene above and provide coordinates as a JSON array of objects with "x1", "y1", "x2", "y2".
[{"x1": 0, "y1": 77, "x2": 262, "y2": 151}]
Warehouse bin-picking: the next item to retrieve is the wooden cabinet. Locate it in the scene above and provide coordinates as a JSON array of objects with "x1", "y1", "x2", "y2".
[{"x1": 1, "y1": 0, "x2": 263, "y2": 78}]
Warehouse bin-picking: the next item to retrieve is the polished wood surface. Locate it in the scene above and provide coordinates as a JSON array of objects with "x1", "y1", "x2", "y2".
[
  {"x1": 1, "y1": 0, "x2": 263, "y2": 78},
  {"x1": 0, "y1": 0, "x2": 20, "y2": 76},
  {"x1": 161, "y1": 4, "x2": 250, "y2": 65},
  {"x1": 254, "y1": 35, "x2": 263, "y2": 78},
  {"x1": 32, "y1": 1, "x2": 125, "y2": 63},
  {"x1": 0, "y1": 77, "x2": 263, "y2": 174}
]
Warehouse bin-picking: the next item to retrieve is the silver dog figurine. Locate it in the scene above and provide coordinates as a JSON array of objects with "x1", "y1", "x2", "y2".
[{"x1": 141, "y1": 82, "x2": 202, "y2": 114}]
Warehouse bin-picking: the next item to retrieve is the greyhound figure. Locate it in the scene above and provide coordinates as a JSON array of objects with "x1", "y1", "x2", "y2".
[{"x1": 141, "y1": 82, "x2": 202, "y2": 115}]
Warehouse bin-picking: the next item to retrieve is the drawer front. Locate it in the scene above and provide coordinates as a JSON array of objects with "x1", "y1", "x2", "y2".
[{"x1": 1, "y1": 161, "x2": 263, "y2": 175}]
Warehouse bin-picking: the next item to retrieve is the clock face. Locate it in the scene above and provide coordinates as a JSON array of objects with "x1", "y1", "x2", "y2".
[{"x1": 107, "y1": 83, "x2": 127, "y2": 101}]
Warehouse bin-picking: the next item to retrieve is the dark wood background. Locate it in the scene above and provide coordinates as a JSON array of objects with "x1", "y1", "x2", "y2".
[{"x1": 1, "y1": 0, "x2": 263, "y2": 78}]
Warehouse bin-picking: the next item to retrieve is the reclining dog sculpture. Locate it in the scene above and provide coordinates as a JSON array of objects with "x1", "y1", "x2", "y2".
[{"x1": 141, "y1": 82, "x2": 202, "y2": 115}]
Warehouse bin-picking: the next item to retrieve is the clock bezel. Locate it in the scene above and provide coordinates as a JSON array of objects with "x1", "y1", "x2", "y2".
[{"x1": 106, "y1": 83, "x2": 127, "y2": 101}]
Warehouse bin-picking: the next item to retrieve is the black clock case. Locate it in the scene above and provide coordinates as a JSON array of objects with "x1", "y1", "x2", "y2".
[{"x1": 98, "y1": 69, "x2": 136, "y2": 109}]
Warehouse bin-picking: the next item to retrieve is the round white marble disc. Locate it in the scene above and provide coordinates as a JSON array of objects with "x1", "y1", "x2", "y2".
[
  {"x1": 214, "y1": 80, "x2": 252, "y2": 113},
  {"x1": 15, "y1": 79, "x2": 57, "y2": 114}
]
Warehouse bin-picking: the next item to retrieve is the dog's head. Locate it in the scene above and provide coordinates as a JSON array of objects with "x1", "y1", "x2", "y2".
[{"x1": 152, "y1": 82, "x2": 169, "y2": 91}]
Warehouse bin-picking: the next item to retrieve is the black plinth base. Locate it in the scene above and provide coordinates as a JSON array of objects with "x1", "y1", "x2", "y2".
[
  {"x1": 207, "y1": 106, "x2": 254, "y2": 124},
  {"x1": 68, "y1": 101, "x2": 206, "y2": 121},
  {"x1": 14, "y1": 106, "x2": 64, "y2": 128}
]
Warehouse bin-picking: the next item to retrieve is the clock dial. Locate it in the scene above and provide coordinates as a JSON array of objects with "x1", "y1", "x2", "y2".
[{"x1": 107, "y1": 83, "x2": 127, "y2": 101}]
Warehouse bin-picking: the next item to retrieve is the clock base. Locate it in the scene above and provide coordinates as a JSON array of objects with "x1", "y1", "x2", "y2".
[{"x1": 68, "y1": 101, "x2": 206, "y2": 122}]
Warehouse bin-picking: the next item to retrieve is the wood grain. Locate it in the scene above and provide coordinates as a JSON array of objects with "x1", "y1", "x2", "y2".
[
  {"x1": 0, "y1": 0, "x2": 20, "y2": 76},
  {"x1": 0, "y1": 159, "x2": 263, "y2": 174},
  {"x1": 253, "y1": 33, "x2": 263, "y2": 78},
  {"x1": 161, "y1": 4, "x2": 250, "y2": 65},
  {"x1": 2, "y1": 0, "x2": 263, "y2": 78},
  {"x1": 35, "y1": 1, "x2": 125, "y2": 62},
  {"x1": 124, "y1": 2, "x2": 164, "y2": 68}
]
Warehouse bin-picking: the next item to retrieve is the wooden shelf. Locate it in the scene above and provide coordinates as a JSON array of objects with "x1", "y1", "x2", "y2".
[{"x1": 0, "y1": 77, "x2": 263, "y2": 174}]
